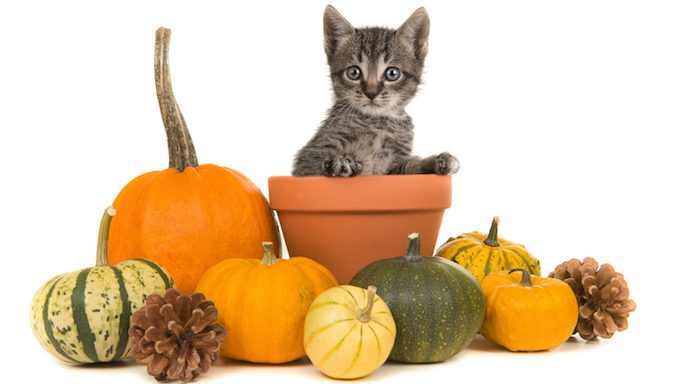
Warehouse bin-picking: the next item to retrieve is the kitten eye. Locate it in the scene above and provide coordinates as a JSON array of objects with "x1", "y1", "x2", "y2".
[
  {"x1": 384, "y1": 67, "x2": 401, "y2": 81},
  {"x1": 345, "y1": 66, "x2": 362, "y2": 81}
]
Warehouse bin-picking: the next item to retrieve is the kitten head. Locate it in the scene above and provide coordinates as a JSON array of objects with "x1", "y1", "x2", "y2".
[{"x1": 323, "y1": 5, "x2": 429, "y2": 117}]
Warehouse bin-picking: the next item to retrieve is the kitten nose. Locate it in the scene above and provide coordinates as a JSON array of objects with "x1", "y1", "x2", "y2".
[
  {"x1": 363, "y1": 80, "x2": 380, "y2": 100},
  {"x1": 364, "y1": 89, "x2": 379, "y2": 100}
]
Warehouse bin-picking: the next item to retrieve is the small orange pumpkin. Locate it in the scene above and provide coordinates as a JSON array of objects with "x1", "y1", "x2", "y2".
[
  {"x1": 107, "y1": 28, "x2": 278, "y2": 293},
  {"x1": 195, "y1": 242, "x2": 338, "y2": 364},
  {"x1": 480, "y1": 268, "x2": 578, "y2": 351}
]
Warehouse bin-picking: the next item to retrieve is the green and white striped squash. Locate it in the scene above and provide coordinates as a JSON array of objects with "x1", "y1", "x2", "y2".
[{"x1": 29, "y1": 207, "x2": 173, "y2": 364}]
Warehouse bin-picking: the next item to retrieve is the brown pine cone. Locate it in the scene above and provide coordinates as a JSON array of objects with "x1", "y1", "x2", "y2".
[
  {"x1": 549, "y1": 257, "x2": 636, "y2": 341},
  {"x1": 129, "y1": 288, "x2": 226, "y2": 381}
]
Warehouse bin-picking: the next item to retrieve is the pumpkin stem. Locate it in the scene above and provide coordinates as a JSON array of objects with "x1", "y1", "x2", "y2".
[
  {"x1": 404, "y1": 232, "x2": 422, "y2": 261},
  {"x1": 260, "y1": 241, "x2": 278, "y2": 266},
  {"x1": 509, "y1": 268, "x2": 533, "y2": 287},
  {"x1": 155, "y1": 27, "x2": 199, "y2": 172},
  {"x1": 356, "y1": 286, "x2": 378, "y2": 323},
  {"x1": 95, "y1": 206, "x2": 117, "y2": 267},
  {"x1": 483, "y1": 216, "x2": 501, "y2": 247}
]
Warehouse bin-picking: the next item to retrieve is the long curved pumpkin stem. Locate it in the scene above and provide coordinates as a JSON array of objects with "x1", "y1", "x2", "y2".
[
  {"x1": 95, "y1": 206, "x2": 117, "y2": 267},
  {"x1": 356, "y1": 286, "x2": 377, "y2": 323},
  {"x1": 483, "y1": 216, "x2": 501, "y2": 247},
  {"x1": 155, "y1": 27, "x2": 199, "y2": 172}
]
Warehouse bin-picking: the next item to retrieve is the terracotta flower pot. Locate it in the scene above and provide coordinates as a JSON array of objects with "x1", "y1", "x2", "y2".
[{"x1": 268, "y1": 175, "x2": 452, "y2": 283}]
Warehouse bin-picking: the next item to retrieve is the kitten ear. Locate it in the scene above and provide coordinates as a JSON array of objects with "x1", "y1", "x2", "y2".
[
  {"x1": 396, "y1": 7, "x2": 430, "y2": 61},
  {"x1": 324, "y1": 5, "x2": 354, "y2": 58}
]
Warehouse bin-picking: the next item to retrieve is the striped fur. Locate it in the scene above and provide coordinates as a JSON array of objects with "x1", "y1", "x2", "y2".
[
  {"x1": 292, "y1": 6, "x2": 459, "y2": 177},
  {"x1": 30, "y1": 259, "x2": 173, "y2": 363}
]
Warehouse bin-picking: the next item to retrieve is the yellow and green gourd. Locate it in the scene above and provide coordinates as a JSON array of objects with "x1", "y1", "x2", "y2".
[
  {"x1": 436, "y1": 216, "x2": 541, "y2": 281},
  {"x1": 29, "y1": 207, "x2": 174, "y2": 363}
]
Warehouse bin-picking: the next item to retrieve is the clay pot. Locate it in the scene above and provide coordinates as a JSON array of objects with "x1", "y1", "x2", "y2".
[{"x1": 268, "y1": 175, "x2": 452, "y2": 283}]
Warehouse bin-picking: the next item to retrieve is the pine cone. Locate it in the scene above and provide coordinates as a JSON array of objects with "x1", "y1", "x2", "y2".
[
  {"x1": 549, "y1": 257, "x2": 636, "y2": 341},
  {"x1": 129, "y1": 288, "x2": 226, "y2": 381}
]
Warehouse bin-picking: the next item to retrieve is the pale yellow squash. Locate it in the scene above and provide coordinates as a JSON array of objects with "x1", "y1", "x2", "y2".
[{"x1": 304, "y1": 285, "x2": 396, "y2": 379}]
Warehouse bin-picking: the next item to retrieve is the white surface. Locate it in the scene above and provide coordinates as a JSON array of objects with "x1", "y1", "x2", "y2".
[{"x1": 1, "y1": 0, "x2": 677, "y2": 382}]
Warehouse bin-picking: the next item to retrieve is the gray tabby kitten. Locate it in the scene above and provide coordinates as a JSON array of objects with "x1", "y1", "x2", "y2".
[{"x1": 292, "y1": 5, "x2": 459, "y2": 177}]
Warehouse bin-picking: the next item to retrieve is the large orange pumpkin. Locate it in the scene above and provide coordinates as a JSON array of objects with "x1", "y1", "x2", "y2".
[
  {"x1": 108, "y1": 28, "x2": 278, "y2": 293},
  {"x1": 195, "y1": 242, "x2": 338, "y2": 364}
]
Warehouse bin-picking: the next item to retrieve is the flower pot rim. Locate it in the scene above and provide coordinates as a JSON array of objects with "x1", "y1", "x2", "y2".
[{"x1": 268, "y1": 174, "x2": 452, "y2": 212}]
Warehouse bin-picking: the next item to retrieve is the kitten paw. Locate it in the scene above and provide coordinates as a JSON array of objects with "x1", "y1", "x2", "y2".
[
  {"x1": 323, "y1": 156, "x2": 363, "y2": 177},
  {"x1": 434, "y1": 152, "x2": 460, "y2": 175}
]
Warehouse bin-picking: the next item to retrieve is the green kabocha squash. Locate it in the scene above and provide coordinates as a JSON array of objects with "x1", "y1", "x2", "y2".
[
  {"x1": 436, "y1": 216, "x2": 541, "y2": 281},
  {"x1": 350, "y1": 233, "x2": 485, "y2": 363},
  {"x1": 29, "y1": 207, "x2": 174, "y2": 364}
]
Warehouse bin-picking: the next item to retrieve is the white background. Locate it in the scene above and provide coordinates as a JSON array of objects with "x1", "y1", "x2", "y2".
[{"x1": 1, "y1": 0, "x2": 678, "y2": 382}]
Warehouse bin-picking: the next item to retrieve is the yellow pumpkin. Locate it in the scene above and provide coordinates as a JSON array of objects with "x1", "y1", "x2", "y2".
[
  {"x1": 435, "y1": 216, "x2": 541, "y2": 281},
  {"x1": 195, "y1": 242, "x2": 337, "y2": 363},
  {"x1": 480, "y1": 268, "x2": 578, "y2": 351},
  {"x1": 304, "y1": 285, "x2": 396, "y2": 379}
]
